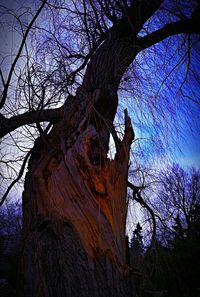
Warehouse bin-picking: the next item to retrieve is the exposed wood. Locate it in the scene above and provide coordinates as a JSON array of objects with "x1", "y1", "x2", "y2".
[{"x1": 19, "y1": 96, "x2": 134, "y2": 296}]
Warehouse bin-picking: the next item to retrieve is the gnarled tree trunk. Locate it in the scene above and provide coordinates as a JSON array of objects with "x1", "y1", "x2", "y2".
[
  {"x1": 19, "y1": 11, "x2": 141, "y2": 297},
  {"x1": 19, "y1": 88, "x2": 134, "y2": 297}
]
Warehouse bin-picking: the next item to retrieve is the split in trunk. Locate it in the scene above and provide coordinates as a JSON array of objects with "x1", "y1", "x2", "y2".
[{"x1": 19, "y1": 90, "x2": 134, "y2": 296}]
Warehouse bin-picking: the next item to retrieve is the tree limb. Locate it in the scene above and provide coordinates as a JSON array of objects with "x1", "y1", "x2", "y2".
[
  {"x1": 128, "y1": 180, "x2": 157, "y2": 247},
  {"x1": 137, "y1": 16, "x2": 200, "y2": 51},
  {"x1": 0, "y1": 107, "x2": 63, "y2": 139}
]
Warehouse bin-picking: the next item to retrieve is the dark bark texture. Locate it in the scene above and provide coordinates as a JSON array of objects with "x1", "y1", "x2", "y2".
[{"x1": 20, "y1": 221, "x2": 132, "y2": 297}]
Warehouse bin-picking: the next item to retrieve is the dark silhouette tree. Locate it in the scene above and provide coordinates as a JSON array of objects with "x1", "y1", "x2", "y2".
[
  {"x1": 153, "y1": 164, "x2": 200, "y2": 242},
  {"x1": 0, "y1": 1, "x2": 200, "y2": 296},
  {"x1": 141, "y1": 165, "x2": 200, "y2": 297},
  {"x1": 130, "y1": 223, "x2": 144, "y2": 297},
  {"x1": 131, "y1": 223, "x2": 143, "y2": 253},
  {"x1": 166, "y1": 204, "x2": 200, "y2": 296},
  {"x1": 0, "y1": 202, "x2": 21, "y2": 296},
  {"x1": 171, "y1": 214, "x2": 185, "y2": 245}
]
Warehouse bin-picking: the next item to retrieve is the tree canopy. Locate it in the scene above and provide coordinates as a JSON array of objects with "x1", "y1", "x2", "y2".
[
  {"x1": 0, "y1": 0, "x2": 200, "y2": 207},
  {"x1": 0, "y1": 2, "x2": 200, "y2": 296}
]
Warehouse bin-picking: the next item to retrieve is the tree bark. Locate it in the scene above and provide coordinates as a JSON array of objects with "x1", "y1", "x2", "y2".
[
  {"x1": 19, "y1": 89, "x2": 134, "y2": 296},
  {"x1": 18, "y1": 4, "x2": 167, "y2": 295}
]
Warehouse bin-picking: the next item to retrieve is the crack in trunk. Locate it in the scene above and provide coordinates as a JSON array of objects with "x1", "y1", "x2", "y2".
[{"x1": 20, "y1": 93, "x2": 134, "y2": 296}]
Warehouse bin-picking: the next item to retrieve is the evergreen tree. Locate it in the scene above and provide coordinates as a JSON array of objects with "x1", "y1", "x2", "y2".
[
  {"x1": 171, "y1": 214, "x2": 185, "y2": 247},
  {"x1": 130, "y1": 223, "x2": 144, "y2": 296},
  {"x1": 130, "y1": 223, "x2": 143, "y2": 254}
]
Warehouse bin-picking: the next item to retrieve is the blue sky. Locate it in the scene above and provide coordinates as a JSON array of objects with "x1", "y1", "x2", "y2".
[{"x1": 118, "y1": 11, "x2": 200, "y2": 170}]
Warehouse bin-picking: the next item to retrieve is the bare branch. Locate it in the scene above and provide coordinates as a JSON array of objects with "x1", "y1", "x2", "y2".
[
  {"x1": 137, "y1": 16, "x2": 200, "y2": 51},
  {"x1": 0, "y1": 106, "x2": 63, "y2": 139},
  {"x1": 128, "y1": 180, "x2": 157, "y2": 247},
  {"x1": 0, "y1": 149, "x2": 32, "y2": 207},
  {"x1": 0, "y1": 0, "x2": 48, "y2": 109}
]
